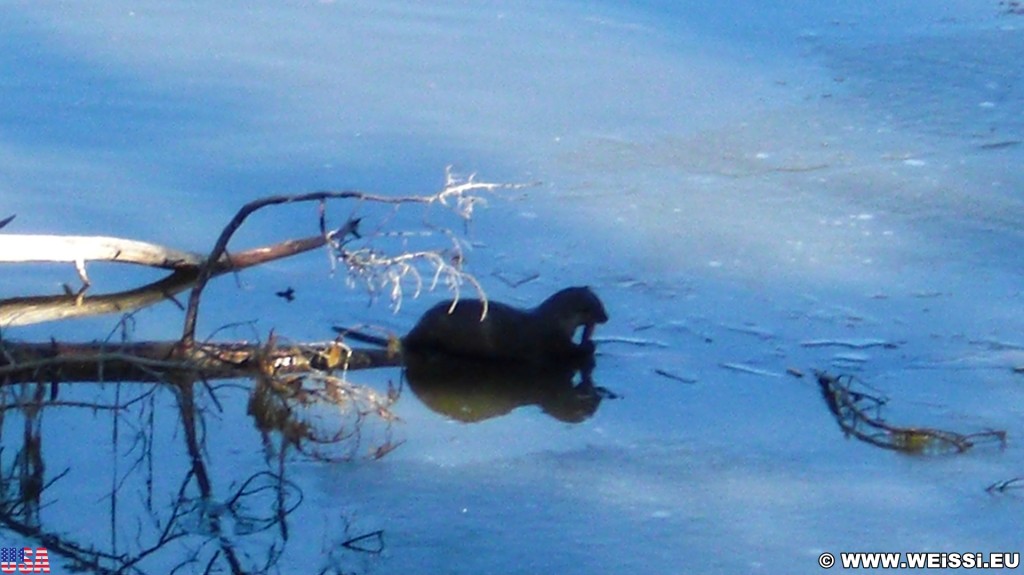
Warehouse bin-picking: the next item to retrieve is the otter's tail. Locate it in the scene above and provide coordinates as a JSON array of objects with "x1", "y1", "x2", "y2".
[{"x1": 331, "y1": 326, "x2": 393, "y2": 348}]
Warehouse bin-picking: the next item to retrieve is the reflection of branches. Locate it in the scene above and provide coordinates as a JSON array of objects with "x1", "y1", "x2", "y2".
[
  {"x1": 248, "y1": 358, "x2": 402, "y2": 462},
  {"x1": 316, "y1": 516, "x2": 387, "y2": 575},
  {"x1": 0, "y1": 383, "x2": 47, "y2": 525},
  {"x1": 815, "y1": 371, "x2": 1006, "y2": 454},
  {"x1": 0, "y1": 383, "x2": 134, "y2": 573},
  {"x1": 116, "y1": 473, "x2": 202, "y2": 574},
  {"x1": 222, "y1": 471, "x2": 304, "y2": 536},
  {"x1": 0, "y1": 336, "x2": 399, "y2": 568},
  {"x1": 0, "y1": 169, "x2": 534, "y2": 573},
  {"x1": 1, "y1": 363, "x2": 398, "y2": 573},
  {"x1": 0, "y1": 509, "x2": 124, "y2": 574}
]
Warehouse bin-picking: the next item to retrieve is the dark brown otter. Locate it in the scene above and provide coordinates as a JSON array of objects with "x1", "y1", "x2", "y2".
[{"x1": 335, "y1": 286, "x2": 608, "y2": 362}]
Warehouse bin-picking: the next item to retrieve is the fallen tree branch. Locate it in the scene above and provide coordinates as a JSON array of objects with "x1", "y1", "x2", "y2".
[
  {"x1": 0, "y1": 234, "x2": 207, "y2": 268},
  {"x1": 0, "y1": 338, "x2": 400, "y2": 384},
  {"x1": 0, "y1": 233, "x2": 340, "y2": 327},
  {"x1": 0, "y1": 269, "x2": 196, "y2": 327}
]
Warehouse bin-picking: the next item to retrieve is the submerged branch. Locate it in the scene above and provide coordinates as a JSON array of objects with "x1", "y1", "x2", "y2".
[{"x1": 814, "y1": 370, "x2": 1007, "y2": 455}]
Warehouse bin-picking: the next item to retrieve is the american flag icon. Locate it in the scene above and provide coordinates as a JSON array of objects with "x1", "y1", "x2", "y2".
[
  {"x1": 0, "y1": 548, "x2": 23, "y2": 564},
  {"x1": 0, "y1": 547, "x2": 49, "y2": 573}
]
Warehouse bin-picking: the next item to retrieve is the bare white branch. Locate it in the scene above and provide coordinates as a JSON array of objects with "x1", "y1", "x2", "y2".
[
  {"x1": 435, "y1": 166, "x2": 538, "y2": 219},
  {"x1": 0, "y1": 235, "x2": 206, "y2": 268}
]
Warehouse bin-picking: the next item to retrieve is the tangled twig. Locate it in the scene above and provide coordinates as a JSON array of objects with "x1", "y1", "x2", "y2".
[{"x1": 815, "y1": 371, "x2": 1007, "y2": 454}]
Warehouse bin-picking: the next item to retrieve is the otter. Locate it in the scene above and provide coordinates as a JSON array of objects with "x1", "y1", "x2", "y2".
[{"x1": 335, "y1": 286, "x2": 608, "y2": 362}]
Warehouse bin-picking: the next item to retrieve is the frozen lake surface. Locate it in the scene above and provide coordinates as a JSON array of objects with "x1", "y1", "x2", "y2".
[{"x1": 2, "y1": 1, "x2": 1023, "y2": 573}]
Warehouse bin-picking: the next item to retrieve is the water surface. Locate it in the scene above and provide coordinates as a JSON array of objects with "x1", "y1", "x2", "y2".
[{"x1": 2, "y1": 2, "x2": 1023, "y2": 573}]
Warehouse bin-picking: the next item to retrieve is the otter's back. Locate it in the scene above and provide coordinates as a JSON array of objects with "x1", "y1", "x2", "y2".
[{"x1": 403, "y1": 299, "x2": 535, "y2": 360}]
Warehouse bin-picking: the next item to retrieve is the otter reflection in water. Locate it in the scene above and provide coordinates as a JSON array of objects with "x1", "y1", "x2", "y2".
[
  {"x1": 404, "y1": 353, "x2": 610, "y2": 423},
  {"x1": 335, "y1": 286, "x2": 612, "y2": 423}
]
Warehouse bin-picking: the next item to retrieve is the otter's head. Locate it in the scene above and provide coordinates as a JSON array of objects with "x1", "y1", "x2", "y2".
[{"x1": 538, "y1": 286, "x2": 609, "y2": 341}]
